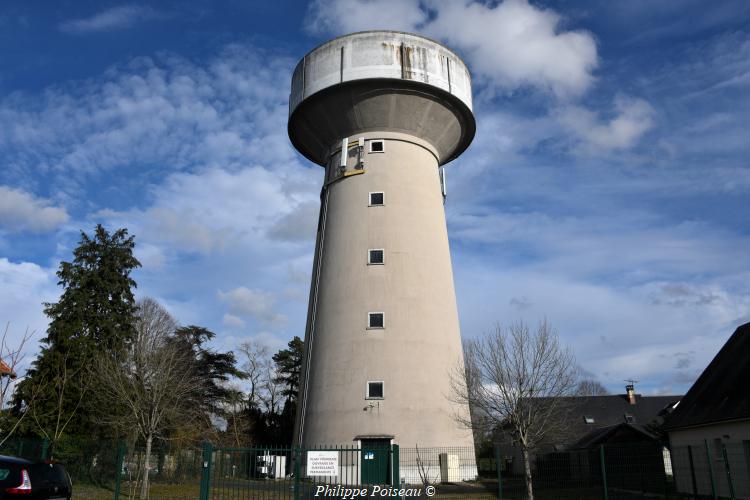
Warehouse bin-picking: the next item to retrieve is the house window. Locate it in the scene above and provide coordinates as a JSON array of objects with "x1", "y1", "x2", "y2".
[
  {"x1": 368, "y1": 312, "x2": 384, "y2": 329},
  {"x1": 369, "y1": 140, "x2": 384, "y2": 153},
  {"x1": 584, "y1": 416, "x2": 595, "y2": 424},
  {"x1": 368, "y1": 249, "x2": 384, "y2": 265},
  {"x1": 624, "y1": 414, "x2": 635, "y2": 424},
  {"x1": 367, "y1": 381, "x2": 384, "y2": 399},
  {"x1": 369, "y1": 192, "x2": 384, "y2": 206}
]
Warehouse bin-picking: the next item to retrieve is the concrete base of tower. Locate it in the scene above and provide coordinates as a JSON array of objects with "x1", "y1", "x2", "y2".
[
  {"x1": 399, "y1": 465, "x2": 480, "y2": 484},
  {"x1": 305, "y1": 465, "x2": 479, "y2": 486}
]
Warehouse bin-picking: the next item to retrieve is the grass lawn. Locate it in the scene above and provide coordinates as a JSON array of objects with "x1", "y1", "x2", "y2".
[
  {"x1": 73, "y1": 482, "x2": 200, "y2": 499},
  {"x1": 72, "y1": 483, "x2": 112, "y2": 499}
]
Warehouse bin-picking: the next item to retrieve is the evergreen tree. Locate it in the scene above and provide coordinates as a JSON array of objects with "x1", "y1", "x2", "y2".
[
  {"x1": 15, "y1": 225, "x2": 140, "y2": 443},
  {"x1": 271, "y1": 336, "x2": 303, "y2": 444},
  {"x1": 272, "y1": 336, "x2": 303, "y2": 401},
  {"x1": 169, "y1": 326, "x2": 245, "y2": 428}
]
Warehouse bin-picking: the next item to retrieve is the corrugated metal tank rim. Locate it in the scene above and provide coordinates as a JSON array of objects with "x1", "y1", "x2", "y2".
[
  {"x1": 297, "y1": 30, "x2": 471, "y2": 72},
  {"x1": 289, "y1": 30, "x2": 474, "y2": 115}
]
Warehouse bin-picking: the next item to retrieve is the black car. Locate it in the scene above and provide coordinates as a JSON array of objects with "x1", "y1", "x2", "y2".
[{"x1": 0, "y1": 456, "x2": 71, "y2": 499}]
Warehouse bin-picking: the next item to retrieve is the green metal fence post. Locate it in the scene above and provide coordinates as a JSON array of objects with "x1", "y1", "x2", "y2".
[
  {"x1": 721, "y1": 444, "x2": 736, "y2": 500},
  {"x1": 199, "y1": 442, "x2": 213, "y2": 500},
  {"x1": 113, "y1": 441, "x2": 126, "y2": 500},
  {"x1": 293, "y1": 446, "x2": 301, "y2": 500},
  {"x1": 599, "y1": 445, "x2": 609, "y2": 500},
  {"x1": 704, "y1": 439, "x2": 718, "y2": 500},
  {"x1": 495, "y1": 446, "x2": 503, "y2": 500},
  {"x1": 40, "y1": 438, "x2": 50, "y2": 460},
  {"x1": 392, "y1": 444, "x2": 401, "y2": 499}
]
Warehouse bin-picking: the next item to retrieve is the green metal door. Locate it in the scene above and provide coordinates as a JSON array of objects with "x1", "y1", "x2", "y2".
[{"x1": 361, "y1": 440, "x2": 390, "y2": 485}]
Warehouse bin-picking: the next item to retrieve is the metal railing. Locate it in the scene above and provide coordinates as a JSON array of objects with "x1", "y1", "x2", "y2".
[
  {"x1": 5, "y1": 437, "x2": 747, "y2": 499},
  {"x1": 671, "y1": 440, "x2": 750, "y2": 499},
  {"x1": 201, "y1": 444, "x2": 402, "y2": 499}
]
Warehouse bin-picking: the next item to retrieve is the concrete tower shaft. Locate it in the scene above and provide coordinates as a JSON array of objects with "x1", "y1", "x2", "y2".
[{"x1": 289, "y1": 31, "x2": 476, "y2": 463}]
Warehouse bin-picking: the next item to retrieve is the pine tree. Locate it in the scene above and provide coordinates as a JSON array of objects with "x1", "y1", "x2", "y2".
[
  {"x1": 272, "y1": 336, "x2": 304, "y2": 401},
  {"x1": 169, "y1": 325, "x2": 245, "y2": 425},
  {"x1": 271, "y1": 336, "x2": 303, "y2": 444},
  {"x1": 15, "y1": 225, "x2": 140, "y2": 444}
]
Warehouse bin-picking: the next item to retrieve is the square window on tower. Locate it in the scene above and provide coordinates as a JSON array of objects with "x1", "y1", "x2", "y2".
[
  {"x1": 369, "y1": 192, "x2": 384, "y2": 206},
  {"x1": 369, "y1": 140, "x2": 384, "y2": 153},
  {"x1": 367, "y1": 381, "x2": 384, "y2": 399},
  {"x1": 368, "y1": 312, "x2": 384, "y2": 329},
  {"x1": 368, "y1": 249, "x2": 384, "y2": 265}
]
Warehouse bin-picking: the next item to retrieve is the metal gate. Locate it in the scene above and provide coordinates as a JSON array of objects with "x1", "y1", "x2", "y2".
[
  {"x1": 360, "y1": 440, "x2": 391, "y2": 485},
  {"x1": 199, "y1": 444, "x2": 400, "y2": 499}
]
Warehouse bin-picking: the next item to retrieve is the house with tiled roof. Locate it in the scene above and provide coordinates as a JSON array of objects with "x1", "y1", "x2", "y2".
[
  {"x1": 550, "y1": 386, "x2": 680, "y2": 451},
  {"x1": 498, "y1": 385, "x2": 680, "y2": 475},
  {"x1": 663, "y1": 322, "x2": 750, "y2": 498}
]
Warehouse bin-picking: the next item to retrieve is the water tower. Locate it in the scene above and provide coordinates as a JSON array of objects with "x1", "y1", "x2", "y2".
[{"x1": 288, "y1": 31, "x2": 476, "y2": 479}]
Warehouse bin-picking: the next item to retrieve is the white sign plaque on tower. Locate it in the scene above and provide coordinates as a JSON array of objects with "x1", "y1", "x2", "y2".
[{"x1": 307, "y1": 451, "x2": 339, "y2": 476}]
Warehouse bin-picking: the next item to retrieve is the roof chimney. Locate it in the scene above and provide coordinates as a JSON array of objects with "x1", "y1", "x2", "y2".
[{"x1": 626, "y1": 384, "x2": 636, "y2": 405}]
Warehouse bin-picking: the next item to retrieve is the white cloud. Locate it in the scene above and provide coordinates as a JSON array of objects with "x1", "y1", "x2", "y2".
[
  {"x1": 449, "y1": 209, "x2": 748, "y2": 282},
  {"x1": 0, "y1": 44, "x2": 299, "y2": 195},
  {"x1": 97, "y1": 165, "x2": 319, "y2": 256},
  {"x1": 558, "y1": 95, "x2": 655, "y2": 152},
  {"x1": 305, "y1": 0, "x2": 598, "y2": 97},
  {"x1": 306, "y1": 0, "x2": 426, "y2": 34},
  {"x1": 218, "y1": 287, "x2": 285, "y2": 325},
  {"x1": 0, "y1": 259, "x2": 59, "y2": 372},
  {"x1": 222, "y1": 314, "x2": 246, "y2": 329},
  {"x1": 221, "y1": 331, "x2": 288, "y2": 357},
  {"x1": 133, "y1": 243, "x2": 166, "y2": 269},
  {"x1": 1, "y1": 21, "x2": 743, "y2": 400},
  {"x1": 425, "y1": 0, "x2": 598, "y2": 97},
  {"x1": 455, "y1": 265, "x2": 750, "y2": 395},
  {"x1": 0, "y1": 186, "x2": 69, "y2": 232},
  {"x1": 59, "y1": 5, "x2": 158, "y2": 34},
  {"x1": 0, "y1": 43, "x2": 324, "y2": 350},
  {"x1": 645, "y1": 282, "x2": 724, "y2": 307},
  {"x1": 268, "y1": 200, "x2": 319, "y2": 242}
]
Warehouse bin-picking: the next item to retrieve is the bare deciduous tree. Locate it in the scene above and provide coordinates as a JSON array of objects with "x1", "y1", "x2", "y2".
[
  {"x1": 238, "y1": 340, "x2": 270, "y2": 409},
  {"x1": 460, "y1": 339, "x2": 494, "y2": 450},
  {"x1": 29, "y1": 350, "x2": 89, "y2": 453},
  {"x1": 260, "y1": 359, "x2": 281, "y2": 416},
  {"x1": 451, "y1": 320, "x2": 579, "y2": 500},
  {"x1": 0, "y1": 324, "x2": 34, "y2": 446},
  {"x1": 222, "y1": 383, "x2": 248, "y2": 447},
  {"x1": 93, "y1": 298, "x2": 201, "y2": 500},
  {"x1": 415, "y1": 444, "x2": 438, "y2": 487},
  {"x1": 575, "y1": 378, "x2": 609, "y2": 396}
]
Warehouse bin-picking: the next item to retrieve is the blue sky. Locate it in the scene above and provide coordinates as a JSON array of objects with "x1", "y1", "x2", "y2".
[{"x1": 1, "y1": 0, "x2": 748, "y2": 396}]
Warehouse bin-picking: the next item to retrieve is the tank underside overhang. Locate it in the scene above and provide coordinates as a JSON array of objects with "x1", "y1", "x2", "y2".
[{"x1": 288, "y1": 79, "x2": 475, "y2": 167}]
